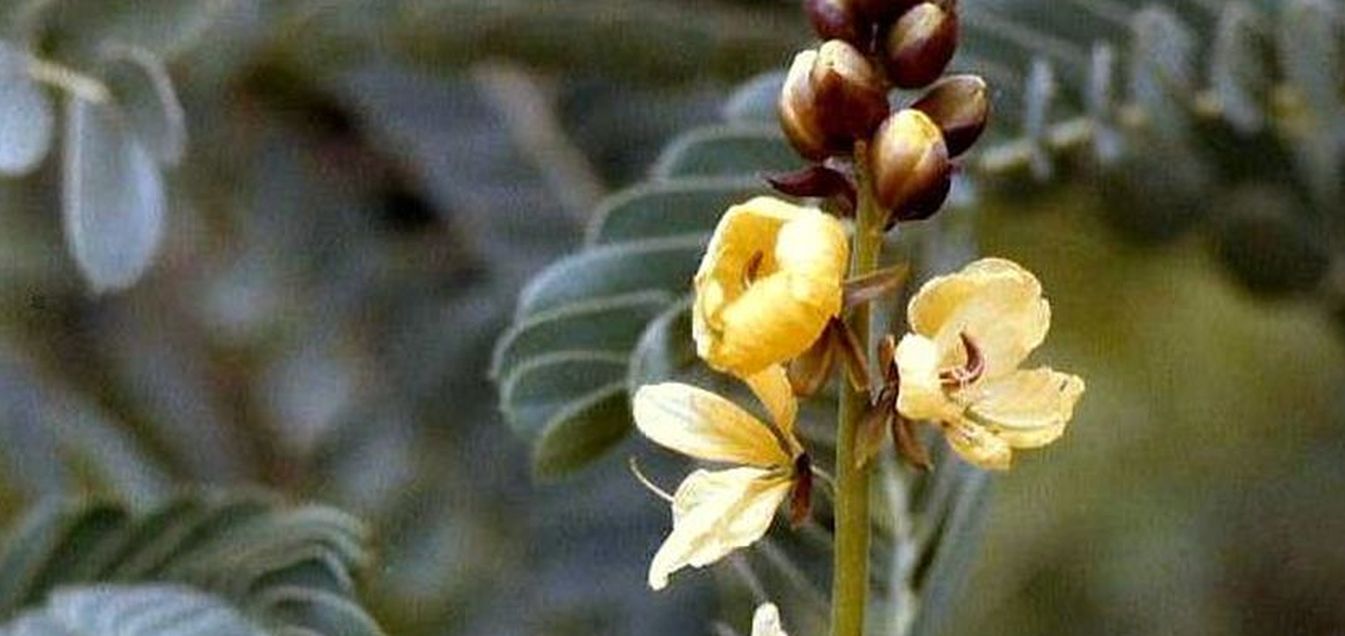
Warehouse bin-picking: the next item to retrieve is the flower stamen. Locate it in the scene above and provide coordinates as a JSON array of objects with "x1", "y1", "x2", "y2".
[
  {"x1": 939, "y1": 331, "x2": 983, "y2": 388},
  {"x1": 628, "y1": 456, "x2": 675, "y2": 503}
]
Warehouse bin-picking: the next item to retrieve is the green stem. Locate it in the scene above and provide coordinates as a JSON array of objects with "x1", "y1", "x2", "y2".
[{"x1": 831, "y1": 142, "x2": 884, "y2": 636}]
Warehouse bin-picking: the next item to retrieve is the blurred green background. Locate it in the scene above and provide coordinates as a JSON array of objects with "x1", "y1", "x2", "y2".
[{"x1": 1, "y1": 0, "x2": 1343, "y2": 634}]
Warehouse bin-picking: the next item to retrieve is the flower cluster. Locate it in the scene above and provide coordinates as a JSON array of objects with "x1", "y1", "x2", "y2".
[
  {"x1": 780, "y1": 0, "x2": 989, "y2": 225},
  {"x1": 627, "y1": 0, "x2": 1085, "y2": 615}
]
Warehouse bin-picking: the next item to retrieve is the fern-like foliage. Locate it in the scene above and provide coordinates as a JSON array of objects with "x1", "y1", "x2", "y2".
[
  {"x1": 0, "y1": 492, "x2": 384, "y2": 636},
  {"x1": 956, "y1": 0, "x2": 1344, "y2": 300}
]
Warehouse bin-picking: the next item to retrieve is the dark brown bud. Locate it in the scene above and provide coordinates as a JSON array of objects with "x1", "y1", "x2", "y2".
[
  {"x1": 911, "y1": 74, "x2": 989, "y2": 157},
  {"x1": 780, "y1": 49, "x2": 832, "y2": 160},
  {"x1": 881, "y1": 2, "x2": 959, "y2": 89},
  {"x1": 850, "y1": 0, "x2": 924, "y2": 24},
  {"x1": 869, "y1": 108, "x2": 951, "y2": 223},
  {"x1": 805, "y1": 0, "x2": 867, "y2": 47},
  {"x1": 812, "y1": 40, "x2": 891, "y2": 142},
  {"x1": 779, "y1": 41, "x2": 891, "y2": 160}
]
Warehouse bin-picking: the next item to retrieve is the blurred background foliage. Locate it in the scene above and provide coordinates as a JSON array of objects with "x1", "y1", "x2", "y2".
[{"x1": 0, "y1": 0, "x2": 1342, "y2": 635}]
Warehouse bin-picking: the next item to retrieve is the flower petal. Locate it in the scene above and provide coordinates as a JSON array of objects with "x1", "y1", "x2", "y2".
[
  {"x1": 693, "y1": 197, "x2": 847, "y2": 377},
  {"x1": 634, "y1": 383, "x2": 792, "y2": 468},
  {"x1": 743, "y1": 366, "x2": 801, "y2": 453},
  {"x1": 648, "y1": 467, "x2": 793, "y2": 590},
  {"x1": 968, "y1": 367, "x2": 1085, "y2": 448},
  {"x1": 894, "y1": 334, "x2": 962, "y2": 423},
  {"x1": 907, "y1": 258, "x2": 1050, "y2": 378},
  {"x1": 752, "y1": 603, "x2": 790, "y2": 636},
  {"x1": 943, "y1": 418, "x2": 1012, "y2": 471}
]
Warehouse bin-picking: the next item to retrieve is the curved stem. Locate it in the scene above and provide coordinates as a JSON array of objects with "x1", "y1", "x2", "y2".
[{"x1": 830, "y1": 142, "x2": 885, "y2": 636}]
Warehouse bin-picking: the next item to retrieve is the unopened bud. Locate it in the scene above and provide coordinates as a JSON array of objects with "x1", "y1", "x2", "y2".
[
  {"x1": 850, "y1": 0, "x2": 923, "y2": 24},
  {"x1": 911, "y1": 74, "x2": 989, "y2": 157},
  {"x1": 869, "y1": 108, "x2": 950, "y2": 223},
  {"x1": 779, "y1": 41, "x2": 891, "y2": 160},
  {"x1": 881, "y1": 2, "x2": 959, "y2": 89},
  {"x1": 812, "y1": 40, "x2": 891, "y2": 142},
  {"x1": 805, "y1": 0, "x2": 867, "y2": 47},
  {"x1": 780, "y1": 50, "x2": 831, "y2": 160}
]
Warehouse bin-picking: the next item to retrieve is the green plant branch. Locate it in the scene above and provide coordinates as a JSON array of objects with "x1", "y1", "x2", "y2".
[{"x1": 831, "y1": 143, "x2": 884, "y2": 636}]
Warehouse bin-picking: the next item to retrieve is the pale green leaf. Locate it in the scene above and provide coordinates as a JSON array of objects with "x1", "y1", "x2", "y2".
[
  {"x1": 0, "y1": 39, "x2": 53, "y2": 175},
  {"x1": 62, "y1": 96, "x2": 165, "y2": 293}
]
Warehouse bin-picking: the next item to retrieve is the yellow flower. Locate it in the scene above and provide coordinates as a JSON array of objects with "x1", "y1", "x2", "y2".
[
  {"x1": 894, "y1": 258, "x2": 1084, "y2": 470},
  {"x1": 751, "y1": 602, "x2": 790, "y2": 636},
  {"x1": 693, "y1": 196, "x2": 849, "y2": 378},
  {"x1": 633, "y1": 366, "x2": 806, "y2": 590}
]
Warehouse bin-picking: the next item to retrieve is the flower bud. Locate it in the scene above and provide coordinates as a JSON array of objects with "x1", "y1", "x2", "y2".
[
  {"x1": 850, "y1": 0, "x2": 924, "y2": 24},
  {"x1": 779, "y1": 41, "x2": 891, "y2": 160},
  {"x1": 869, "y1": 108, "x2": 950, "y2": 223},
  {"x1": 881, "y1": 2, "x2": 959, "y2": 89},
  {"x1": 805, "y1": 0, "x2": 867, "y2": 47},
  {"x1": 911, "y1": 74, "x2": 989, "y2": 157},
  {"x1": 780, "y1": 50, "x2": 831, "y2": 160},
  {"x1": 812, "y1": 40, "x2": 891, "y2": 141}
]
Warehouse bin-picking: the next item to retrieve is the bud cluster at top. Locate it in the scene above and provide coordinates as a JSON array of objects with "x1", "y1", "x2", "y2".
[{"x1": 779, "y1": 0, "x2": 989, "y2": 226}]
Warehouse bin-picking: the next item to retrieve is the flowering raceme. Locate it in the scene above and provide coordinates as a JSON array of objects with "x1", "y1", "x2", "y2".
[
  {"x1": 693, "y1": 196, "x2": 849, "y2": 378},
  {"x1": 633, "y1": 366, "x2": 808, "y2": 590},
  {"x1": 894, "y1": 258, "x2": 1084, "y2": 470}
]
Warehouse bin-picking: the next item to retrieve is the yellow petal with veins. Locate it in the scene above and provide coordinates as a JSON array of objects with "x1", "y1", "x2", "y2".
[
  {"x1": 634, "y1": 383, "x2": 792, "y2": 469},
  {"x1": 743, "y1": 366, "x2": 801, "y2": 454},
  {"x1": 752, "y1": 603, "x2": 790, "y2": 636},
  {"x1": 693, "y1": 197, "x2": 848, "y2": 377},
  {"x1": 968, "y1": 368, "x2": 1085, "y2": 448},
  {"x1": 648, "y1": 467, "x2": 793, "y2": 590},
  {"x1": 944, "y1": 418, "x2": 1012, "y2": 471},
  {"x1": 907, "y1": 258, "x2": 1050, "y2": 379},
  {"x1": 894, "y1": 334, "x2": 962, "y2": 422}
]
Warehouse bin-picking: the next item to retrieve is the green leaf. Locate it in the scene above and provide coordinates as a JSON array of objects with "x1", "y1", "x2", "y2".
[
  {"x1": 585, "y1": 177, "x2": 765, "y2": 245},
  {"x1": 491, "y1": 291, "x2": 673, "y2": 380},
  {"x1": 722, "y1": 71, "x2": 783, "y2": 124},
  {"x1": 650, "y1": 124, "x2": 802, "y2": 178},
  {"x1": 62, "y1": 95, "x2": 166, "y2": 293},
  {"x1": 0, "y1": 493, "x2": 383, "y2": 636},
  {"x1": 514, "y1": 234, "x2": 704, "y2": 319},
  {"x1": 101, "y1": 46, "x2": 187, "y2": 166},
  {"x1": 499, "y1": 351, "x2": 629, "y2": 440},
  {"x1": 0, "y1": 585, "x2": 268, "y2": 636},
  {"x1": 626, "y1": 300, "x2": 696, "y2": 394},
  {"x1": 0, "y1": 39, "x2": 54, "y2": 175},
  {"x1": 531, "y1": 383, "x2": 631, "y2": 479}
]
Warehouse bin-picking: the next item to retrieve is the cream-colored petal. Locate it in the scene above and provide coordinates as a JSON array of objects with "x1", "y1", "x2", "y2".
[
  {"x1": 967, "y1": 367, "x2": 1085, "y2": 449},
  {"x1": 894, "y1": 334, "x2": 963, "y2": 423},
  {"x1": 634, "y1": 383, "x2": 792, "y2": 468},
  {"x1": 751, "y1": 603, "x2": 790, "y2": 636},
  {"x1": 943, "y1": 418, "x2": 1012, "y2": 471},
  {"x1": 693, "y1": 197, "x2": 847, "y2": 377},
  {"x1": 743, "y1": 366, "x2": 801, "y2": 454},
  {"x1": 907, "y1": 258, "x2": 1050, "y2": 378},
  {"x1": 648, "y1": 467, "x2": 793, "y2": 590}
]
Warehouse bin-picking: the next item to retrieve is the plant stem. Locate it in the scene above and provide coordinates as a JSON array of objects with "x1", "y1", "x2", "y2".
[{"x1": 831, "y1": 142, "x2": 884, "y2": 636}]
